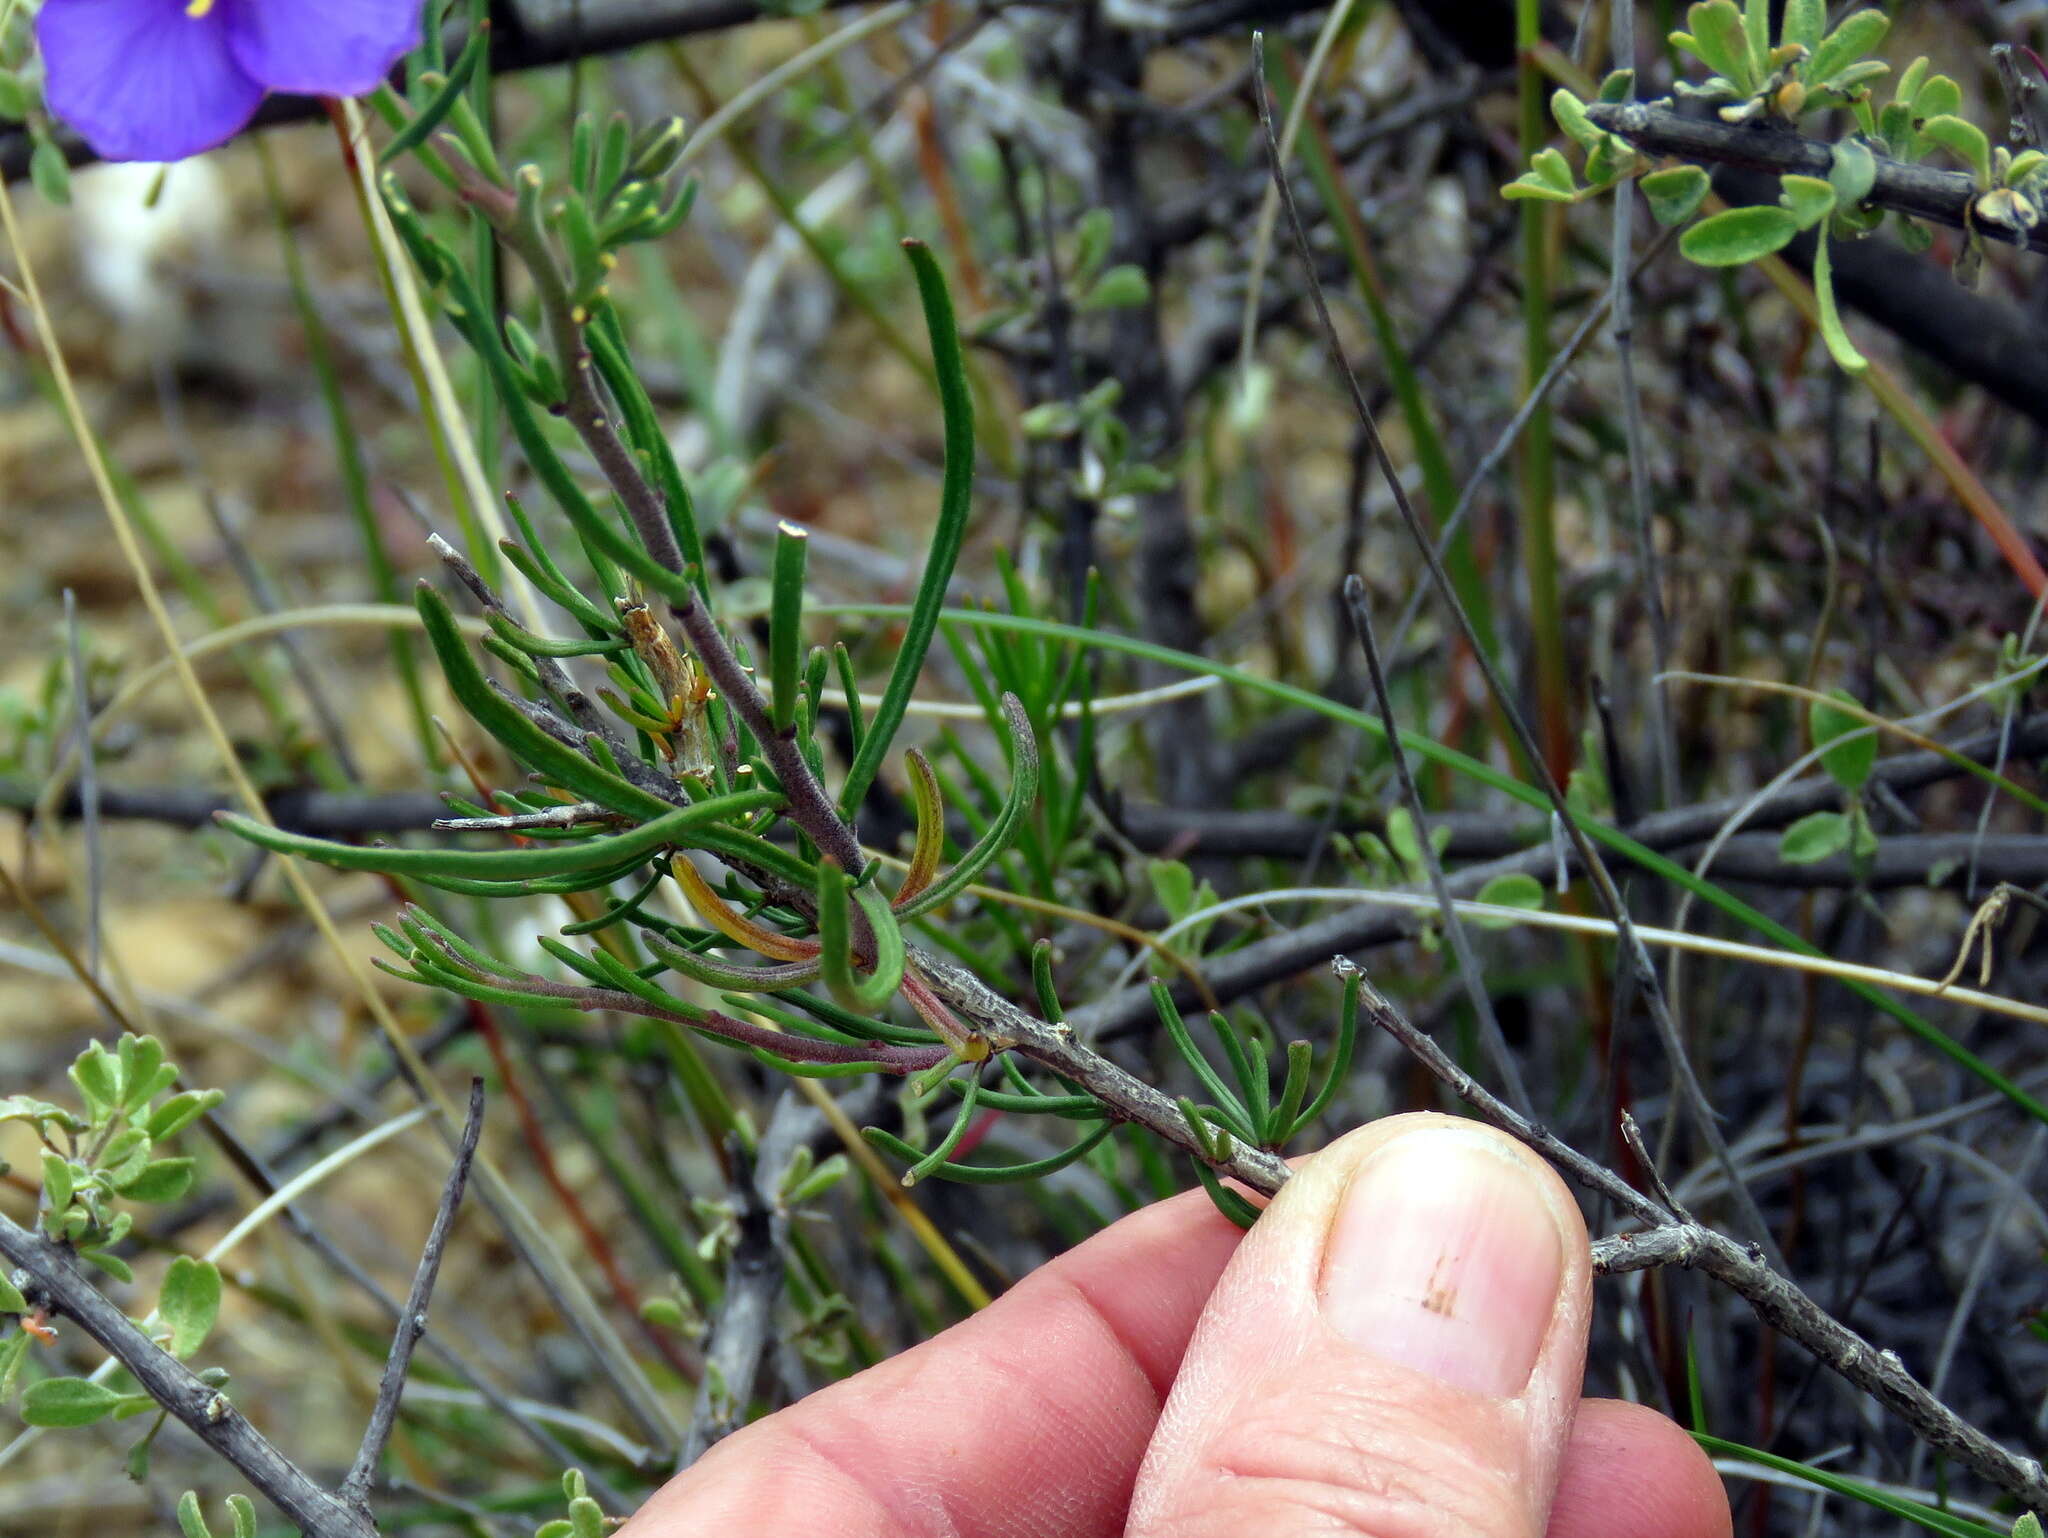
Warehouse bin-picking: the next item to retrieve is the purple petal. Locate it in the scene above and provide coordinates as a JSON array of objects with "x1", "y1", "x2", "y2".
[
  {"x1": 36, "y1": 0, "x2": 265, "y2": 163},
  {"x1": 223, "y1": 0, "x2": 421, "y2": 97}
]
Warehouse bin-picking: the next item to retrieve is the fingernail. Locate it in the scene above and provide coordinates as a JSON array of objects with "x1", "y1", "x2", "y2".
[{"x1": 1321, "y1": 1124, "x2": 1566, "y2": 1397}]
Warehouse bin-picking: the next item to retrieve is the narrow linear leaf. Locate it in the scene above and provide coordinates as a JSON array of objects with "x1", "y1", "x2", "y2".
[
  {"x1": 1813, "y1": 233, "x2": 1869, "y2": 374},
  {"x1": 895, "y1": 695, "x2": 1041, "y2": 920},
  {"x1": 838, "y1": 240, "x2": 976, "y2": 818},
  {"x1": 218, "y1": 783, "x2": 778, "y2": 880}
]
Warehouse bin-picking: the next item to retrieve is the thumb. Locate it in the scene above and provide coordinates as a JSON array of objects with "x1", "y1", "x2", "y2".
[{"x1": 1129, "y1": 1113, "x2": 1591, "y2": 1538}]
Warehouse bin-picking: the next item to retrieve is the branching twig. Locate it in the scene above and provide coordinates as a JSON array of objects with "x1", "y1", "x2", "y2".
[
  {"x1": 680, "y1": 1094, "x2": 810, "y2": 1465},
  {"x1": 442, "y1": 962, "x2": 952, "y2": 1075},
  {"x1": 1343, "y1": 575, "x2": 1530, "y2": 1116},
  {"x1": 341, "y1": 1078, "x2": 487, "y2": 1510},
  {"x1": 1361, "y1": 973, "x2": 2048, "y2": 1516},
  {"x1": 429, "y1": 536, "x2": 685, "y2": 809},
  {"x1": 0, "y1": 1211, "x2": 380, "y2": 1538},
  {"x1": 910, "y1": 947, "x2": 1292, "y2": 1195},
  {"x1": 1256, "y1": 34, "x2": 1783, "y2": 1265}
]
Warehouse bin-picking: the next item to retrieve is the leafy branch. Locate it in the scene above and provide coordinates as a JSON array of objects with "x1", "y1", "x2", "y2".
[{"x1": 1504, "y1": 0, "x2": 2048, "y2": 373}]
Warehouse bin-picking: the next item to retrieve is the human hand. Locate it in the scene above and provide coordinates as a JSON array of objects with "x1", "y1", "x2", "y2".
[{"x1": 623, "y1": 1113, "x2": 1733, "y2": 1537}]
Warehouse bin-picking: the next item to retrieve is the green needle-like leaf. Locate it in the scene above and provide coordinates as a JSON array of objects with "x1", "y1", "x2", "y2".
[
  {"x1": 410, "y1": 583, "x2": 679, "y2": 819},
  {"x1": 1812, "y1": 232, "x2": 1868, "y2": 373},
  {"x1": 895, "y1": 694, "x2": 1041, "y2": 920},
  {"x1": 893, "y1": 749, "x2": 946, "y2": 909},
  {"x1": 907, "y1": 1072, "x2": 981, "y2": 1184},
  {"x1": 818, "y1": 861, "x2": 907, "y2": 1013},
  {"x1": 769, "y1": 521, "x2": 809, "y2": 733},
  {"x1": 837, "y1": 240, "x2": 976, "y2": 818},
  {"x1": 220, "y1": 786, "x2": 778, "y2": 879},
  {"x1": 862, "y1": 1119, "x2": 1114, "y2": 1185}
]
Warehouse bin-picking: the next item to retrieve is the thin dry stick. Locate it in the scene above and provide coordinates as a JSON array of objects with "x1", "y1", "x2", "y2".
[
  {"x1": 1605, "y1": 3, "x2": 1678, "y2": 810},
  {"x1": 1342, "y1": 575, "x2": 1531, "y2": 1116},
  {"x1": 1250, "y1": 32, "x2": 1782, "y2": 1270},
  {"x1": 1360, "y1": 974, "x2": 2048, "y2": 1516},
  {"x1": 341, "y1": 1078, "x2": 487, "y2": 1510}
]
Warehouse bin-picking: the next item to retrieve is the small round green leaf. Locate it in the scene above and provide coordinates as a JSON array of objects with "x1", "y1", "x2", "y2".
[
  {"x1": 1471, "y1": 874, "x2": 1546, "y2": 929},
  {"x1": 1079, "y1": 263, "x2": 1150, "y2": 311},
  {"x1": 160, "y1": 1256, "x2": 222, "y2": 1360},
  {"x1": 1673, "y1": 1, "x2": 1758, "y2": 94},
  {"x1": 1778, "y1": 174, "x2": 1837, "y2": 230},
  {"x1": 1919, "y1": 114, "x2": 1991, "y2": 186},
  {"x1": 1640, "y1": 165, "x2": 1710, "y2": 226},
  {"x1": 1912, "y1": 73, "x2": 1962, "y2": 124},
  {"x1": 1779, "y1": 810, "x2": 1852, "y2": 864},
  {"x1": 28, "y1": 136, "x2": 70, "y2": 206},
  {"x1": 1680, "y1": 205, "x2": 1800, "y2": 265},
  {"x1": 1551, "y1": 90, "x2": 1600, "y2": 150},
  {"x1": 1827, "y1": 137, "x2": 1877, "y2": 207},
  {"x1": 1783, "y1": 0, "x2": 1823, "y2": 52},
  {"x1": 1503, "y1": 172, "x2": 1577, "y2": 203},
  {"x1": 177, "y1": 1491, "x2": 213, "y2": 1538},
  {"x1": 1533, "y1": 146, "x2": 1577, "y2": 194},
  {"x1": 116, "y1": 1157, "x2": 196, "y2": 1205},
  {"x1": 1811, "y1": 689, "x2": 1877, "y2": 790},
  {"x1": 79, "y1": 1248, "x2": 134, "y2": 1284},
  {"x1": 1806, "y1": 9, "x2": 1889, "y2": 91},
  {"x1": 145, "y1": 1089, "x2": 224, "y2": 1145},
  {"x1": 21, "y1": 1375, "x2": 125, "y2": 1428}
]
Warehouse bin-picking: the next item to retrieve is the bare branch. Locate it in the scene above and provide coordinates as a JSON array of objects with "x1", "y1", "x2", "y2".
[
  {"x1": 342, "y1": 1078, "x2": 487, "y2": 1510},
  {"x1": 1360, "y1": 969, "x2": 2048, "y2": 1515}
]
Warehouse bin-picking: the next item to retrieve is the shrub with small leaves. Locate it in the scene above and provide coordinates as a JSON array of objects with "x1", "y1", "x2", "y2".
[
  {"x1": 0, "y1": 1033, "x2": 222, "y2": 1278},
  {"x1": 1503, "y1": 0, "x2": 2045, "y2": 374},
  {"x1": 0, "y1": 1035, "x2": 228, "y2": 1466}
]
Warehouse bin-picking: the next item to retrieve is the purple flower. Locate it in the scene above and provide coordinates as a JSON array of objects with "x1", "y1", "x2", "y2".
[{"x1": 37, "y1": 0, "x2": 422, "y2": 163}]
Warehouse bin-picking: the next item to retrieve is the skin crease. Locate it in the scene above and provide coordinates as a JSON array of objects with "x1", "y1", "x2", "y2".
[{"x1": 625, "y1": 1114, "x2": 1733, "y2": 1538}]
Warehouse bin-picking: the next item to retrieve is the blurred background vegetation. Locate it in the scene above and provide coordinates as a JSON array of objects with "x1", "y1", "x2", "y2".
[{"x1": 4, "y1": 0, "x2": 2048, "y2": 1532}]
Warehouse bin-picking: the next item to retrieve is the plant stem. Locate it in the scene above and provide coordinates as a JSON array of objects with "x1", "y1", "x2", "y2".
[{"x1": 1517, "y1": 0, "x2": 1569, "y2": 779}]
